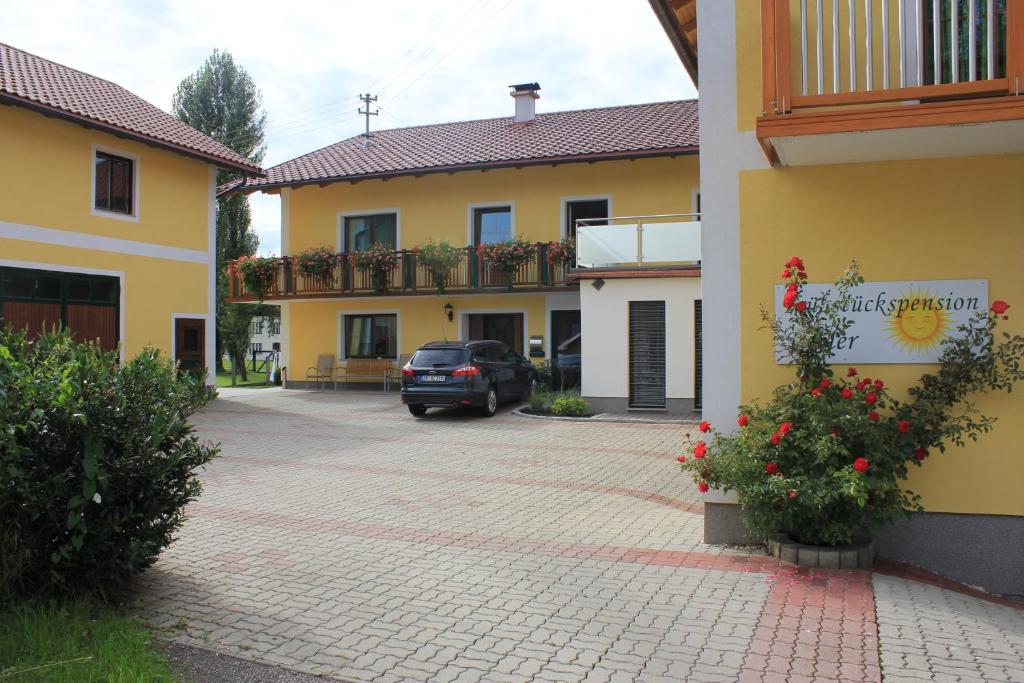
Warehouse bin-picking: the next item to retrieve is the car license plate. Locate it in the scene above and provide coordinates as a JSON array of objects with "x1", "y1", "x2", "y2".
[{"x1": 420, "y1": 375, "x2": 446, "y2": 383}]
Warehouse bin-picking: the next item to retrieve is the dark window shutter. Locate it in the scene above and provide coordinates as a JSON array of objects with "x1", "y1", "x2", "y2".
[
  {"x1": 628, "y1": 301, "x2": 666, "y2": 409},
  {"x1": 694, "y1": 299, "x2": 702, "y2": 411}
]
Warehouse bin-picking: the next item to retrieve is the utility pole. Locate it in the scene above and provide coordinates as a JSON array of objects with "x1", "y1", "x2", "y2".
[{"x1": 358, "y1": 93, "x2": 378, "y2": 148}]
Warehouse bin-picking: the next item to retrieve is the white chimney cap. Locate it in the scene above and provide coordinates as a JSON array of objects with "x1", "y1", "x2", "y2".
[{"x1": 509, "y1": 82, "x2": 540, "y2": 123}]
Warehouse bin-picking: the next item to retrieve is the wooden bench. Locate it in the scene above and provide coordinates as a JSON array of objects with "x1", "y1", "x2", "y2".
[{"x1": 337, "y1": 358, "x2": 396, "y2": 392}]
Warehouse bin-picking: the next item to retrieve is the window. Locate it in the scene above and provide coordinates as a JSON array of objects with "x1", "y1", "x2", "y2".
[
  {"x1": 344, "y1": 213, "x2": 397, "y2": 252},
  {"x1": 565, "y1": 199, "x2": 608, "y2": 239},
  {"x1": 94, "y1": 151, "x2": 134, "y2": 215},
  {"x1": 344, "y1": 314, "x2": 397, "y2": 358},
  {"x1": 250, "y1": 342, "x2": 263, "y2": 354},
  {"x1": 473, "y1": 206, "x2": 512, "y2": 245},
  {"x1": 270, "y1": 319, "x2": 281, "y2": 335},
  {"x1": 252, "y1": 319, "x2": 264, "y2": 334}
]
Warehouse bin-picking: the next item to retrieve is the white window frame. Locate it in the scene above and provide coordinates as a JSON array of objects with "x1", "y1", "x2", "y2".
[
  {"x1": 337, "y1": 208, "x2": 401, "y2": 252},
  {"x1": 559, "y1": 195, "x2": 612, "y2": 239},
  {"x1": 91, "y1": 144, "x2": 140, "y2": 222},
  {"x1": 338, "y1": 309, "x2": 401, "y2": 360},
  {"x1": 467, "y1": 201, "x2": 516, "y2": 246}
]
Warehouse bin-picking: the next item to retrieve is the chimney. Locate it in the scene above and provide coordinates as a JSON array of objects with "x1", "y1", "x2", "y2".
[{"x1": 509, "y1": 82, "x2": 540, "y2": 123}]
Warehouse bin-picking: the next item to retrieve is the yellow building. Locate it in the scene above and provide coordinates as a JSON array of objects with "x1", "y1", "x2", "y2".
[
  {"x1": 0, "y1": 42, "x2": 262, "y2": 380},
  {"x1": 652, "y1": 1, "x2": 1024, "y2": 593},
  {"x1": 228, "y1": 86, "x2": 703, "y2": 414}
]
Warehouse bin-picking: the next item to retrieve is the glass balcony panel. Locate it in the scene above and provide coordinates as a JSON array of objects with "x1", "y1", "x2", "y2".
[
  {"x1": 641, "y1": 221, "x2": 701, "y2": 264},
  {"x1": 576, "y1": 224, "x2": 639, "y2": 268}
]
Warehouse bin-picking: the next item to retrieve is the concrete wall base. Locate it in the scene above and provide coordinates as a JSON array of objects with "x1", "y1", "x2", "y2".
[
  {"x1": 703, "y1": 502, "x2": 757, "y2": 545},
  {"x1": 583, "y1": 395, "x2": 699, "y2": 418},
  {"x1": 876, "y1": 511, "x2": 1024, "y2": 597}
]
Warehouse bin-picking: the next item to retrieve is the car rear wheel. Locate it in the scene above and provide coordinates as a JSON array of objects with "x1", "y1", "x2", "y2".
[
  {"x1": 480, "y1": 386, "x2": 498, "y2": 417},
  {"x1": 408, "y1": 405, "x2": 428, "y2": 417}
]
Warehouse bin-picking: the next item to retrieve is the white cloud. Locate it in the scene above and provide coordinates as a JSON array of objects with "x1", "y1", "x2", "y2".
[{"x1": 5, "y1": 0, "x2": 696, "y2": 254}]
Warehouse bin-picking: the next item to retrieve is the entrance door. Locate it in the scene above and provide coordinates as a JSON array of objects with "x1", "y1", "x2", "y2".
[
  {"x1": 628, "y1": 301, "x2": 666, "y2": 409},
  {"x1": 551, "y1": 310, "x2": 581, "y2": 388},
  {"x1": 175, "y1": 318, "x2": 206, "y2": 375},
  {"x1": 565, "y1": 199, "x2": 609, "y2": 238},
  {"x1": 466, "y1": 313, "x2": 523, "y2": 354}
]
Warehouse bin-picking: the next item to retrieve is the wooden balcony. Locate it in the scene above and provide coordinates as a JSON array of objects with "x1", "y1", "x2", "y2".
[
  {"x1": 758, "y1": 0, "x2": 1024, "y2": 166},
  {"x1": 225, "y1": 244, "x2": 575, "y2": 302}
]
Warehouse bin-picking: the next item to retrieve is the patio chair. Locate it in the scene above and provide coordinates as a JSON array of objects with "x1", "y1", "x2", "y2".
[{"x1": 306, "y1": 353, "x2": 335, "y2": 390}]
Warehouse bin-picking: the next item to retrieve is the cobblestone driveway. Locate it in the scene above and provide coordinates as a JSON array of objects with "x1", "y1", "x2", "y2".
[{"x1": 134, "y1": 390, "x2": 1024, "y2": 682}]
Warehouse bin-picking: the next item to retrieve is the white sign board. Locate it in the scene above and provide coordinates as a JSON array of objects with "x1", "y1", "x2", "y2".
[{"x1": 774, "y1": 279, "x2": 988, "y2": 364}]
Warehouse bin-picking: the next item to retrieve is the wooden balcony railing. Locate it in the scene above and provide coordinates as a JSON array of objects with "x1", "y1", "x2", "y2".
[
  {"x1": 762, "y1": 0, "x2": 1022, "y2": 116},
  {"x1": 226, "y1": 244, "x2": 575, "y2": 302}
]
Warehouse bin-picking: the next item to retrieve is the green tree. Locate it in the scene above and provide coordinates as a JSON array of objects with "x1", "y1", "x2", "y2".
[{"x1": 172, "y1": 50, "x2": 266, "y2": 372}]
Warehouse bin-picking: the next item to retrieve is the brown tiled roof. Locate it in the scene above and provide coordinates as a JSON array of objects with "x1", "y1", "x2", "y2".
[
  {"x1": 0, "y1": 42, "x2": 262, "y2": 175},
  {"x1": 225, "y1": 99, "x2": 698, "y2": 194}
]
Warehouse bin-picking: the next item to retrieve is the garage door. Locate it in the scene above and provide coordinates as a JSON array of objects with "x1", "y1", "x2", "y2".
[
  {"x1": 628, "y1": 301, "x2": 666, "y2": 409},
  {"x1": 0, "y1": 266, "x2": 119, "y2": 351}
]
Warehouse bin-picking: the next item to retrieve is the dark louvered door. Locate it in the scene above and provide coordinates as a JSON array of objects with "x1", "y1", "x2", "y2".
[
  {"x1": 694, "y1": 299, "x2": 702, "y2": 410},
  {"x1": 628, "y1": 301, "x2": 666, "y2": 409}
]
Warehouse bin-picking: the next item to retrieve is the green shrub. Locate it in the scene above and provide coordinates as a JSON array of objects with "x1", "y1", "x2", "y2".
[
  {"x1": 0, "y1": 328, "x2": 218, "y2": 597},
  {"x1": 680, "y1": 258, "x2": 1024, "y2": 546},
  {"x1": 527, "y1": 389, "x2": 552, "y2": 412},
  {"x1": 551, "y1": 396, "x2": 589, "y2": 417},
  {"x1": 534, "y1": 360, "x2": 557, "y2": 390}
]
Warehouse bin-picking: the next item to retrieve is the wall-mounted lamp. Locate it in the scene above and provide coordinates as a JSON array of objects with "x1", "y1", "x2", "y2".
[{"x1": 444, "y1": 302, "x2": 454, "y2": 322}]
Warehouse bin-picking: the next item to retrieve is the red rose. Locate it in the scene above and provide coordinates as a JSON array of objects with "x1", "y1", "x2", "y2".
[
  {"x1": 697, "y1": 481, "x2": 709, "y2": 493},
  {"x1": 819, "y1": 379, "x2": 831, "y2": 389},
  {"x1": 865, "y1": 393, "x2": 878, "y2": 406},
  {"x1": 811, "y1": 388, "x2": 822, "y2": 397},
  {"x1": 847, "y1": 367, "x2": 858, "y2": 377},
  {"x1": 868, "y1": 411, "x2": 879, "y2": 421},
  {"x1": 788, "y1": 489, "x2": 798, "y2": 499},
  {"x1": 830, "y1": 429, "x2": 841, "y2": 438},
  {"x1": 779, "y1": 422, "x2": 792, "y2": 436},
  {"x1": 795, "y1": 301, "x2": 807, "y2": 313},
  {"x1": 841, "y1": 388, "x2": 853, "y2": 399},
  {"x1": 874, "y1": 379, "x2": 884, "y2": 390},
  {"x1": 677, "y1": 455, "x2": 686, "y2": 463},
  {"x1": 991, "y1": 300, "x2": 1010, "y2": 315},
  {"x1": 765, "y1": 462, "x2": 778, "y2": 474},
  {"x1": 738, "y1": 415, "x2": 749, "y2": 427},
  {"x1": 853, "y1": 457, "x2": 869, "y2": 473},
  {"x1": 770, "y1": 432, "x2": 781, "y2": 445},
  {"x1": 693, "y1": 441, "x2": 707, "y2": 458},
  {"x1": 699, "y1": 420, "x2": 711, "y2": 433},
  {"x1": 914, "y1": 448, "x2": 927, "y2": 461},
  {"x1": 783, "y1": 289, "x2": 798, "y2": 310},
  {"x1": 786, "y1": 256, "x2": 804, "y2": 269},
  {"x1": 898, "y1": 420, "x2": 910, "y2": 433},
  {"x1": 782, "y1": 269, "x2": 791, "y2": 278}
]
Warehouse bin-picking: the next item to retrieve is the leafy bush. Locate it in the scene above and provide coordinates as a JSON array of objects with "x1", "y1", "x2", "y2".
[
  {"x1": 679, "y1": 258, "x2": 1024, "y2": 546},
  {"x1": 0, "y1": 328, "x2": 218, "y2": 597},
  {"x1": 527, "y1": 388, "x2": 552, "y2": 412},
  {"x1": 546, "y1": 237, "x2": 576, "y2": 267},
  {"x1": 534, "y1": 360, "x2": 556, "y2": 390},
  {"x1": 294, "y1": 245, "x2": 337, "y2": 281},
  {"x1": 415, "y1": 239, "x2": 464, "y2": 293},
  {"x1": 551, "y1": 396, "x2": 589, "y2": 417}
]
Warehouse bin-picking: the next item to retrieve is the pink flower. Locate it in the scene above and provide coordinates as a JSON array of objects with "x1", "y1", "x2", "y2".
[{"x1": 788, "y1": 489, "x2": 798, "y2": 499}]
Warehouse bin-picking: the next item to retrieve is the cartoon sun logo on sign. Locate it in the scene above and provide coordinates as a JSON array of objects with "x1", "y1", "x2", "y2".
[{"x1": 886, "y1": 287, "x2": 951, "y2": 353}]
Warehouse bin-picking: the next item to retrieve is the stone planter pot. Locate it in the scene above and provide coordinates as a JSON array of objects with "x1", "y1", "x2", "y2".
[{"x1": 768, "y1": 534, "x2": 874, "y2": 569}]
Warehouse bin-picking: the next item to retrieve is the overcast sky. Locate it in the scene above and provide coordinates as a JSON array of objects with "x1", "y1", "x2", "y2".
[{"x1": 6, "y1": 0, "x2": 696, "y2": 254}]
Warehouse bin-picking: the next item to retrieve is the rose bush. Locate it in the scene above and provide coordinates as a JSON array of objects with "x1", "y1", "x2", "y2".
[{"x1": 679, "y1": 258, "x2": 1024, "y2": 546}]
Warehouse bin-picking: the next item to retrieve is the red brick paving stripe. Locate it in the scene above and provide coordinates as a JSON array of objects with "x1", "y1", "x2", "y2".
[
  {"x1": 739, "y1": 569, "x2": 882, "y2": 683},
  {"x1": 216, "y1": 454, "x2": 704, "y2": 515},
  {"x1": 189, "y1": 503, "x2": 766, "y2": 571},
  {"x1": 874, "y1": 559, "x2": 1024, "y2": 611}
]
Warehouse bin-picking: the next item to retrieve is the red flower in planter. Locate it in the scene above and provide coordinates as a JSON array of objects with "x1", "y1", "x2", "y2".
[
  {"x1": 811, "y1": 388, "x2": 822, "y2": 398},
  {"x1": 697, "y1": 481, "x2": 709, "y2": 493},
  {"x1": 677, "y1": 455, "x2": 686, "y2": 463},
  {"x1": 865, "y1": 393, "x2": 878, "y2": 406},
  {"x1": 914, "y1": 448, "x2": 928, "y2": 461},
  {"x1": 841, "y1": 388, "x2": 853, "y2": 399},
  {"x1": 847, "y1": 367, "x2": 858, "y2": 377},
  {"x1": 738, "y1": 415, "x2": 749, "y2": 427},
  {"x1": 991, "y1": 300, "x2": 1010, "y2": 315},
  {"x1": 868, "y1": 411, "x2": 879, "y2": 421},
  {"x1": 699, "y1": 420, "x2": 711, "y2": 433},
  {"x1": 693, "y1": 441, "x2": 708, "y2": 458},
  {"x1": 819, "y1": 379, "x2": 831, "y2": 389},
  {"x1": 898, "y1": 420, "x2": 910, "y2": 433},
  {"x1": 853, "y1": 457, "x2": 870, "y2": 473},
  {"x1": 779, "y1": 422, "x2": 792, "y2": 436},
  {"x1": 788, "y1": 489, "x2": 798, "y2": 499},
  {"x1": 770, "y1": 432, "x2": 782, "y2": 445},
  {"x1": 765, "y1": 462, "x2": 778, "y2": 474}
]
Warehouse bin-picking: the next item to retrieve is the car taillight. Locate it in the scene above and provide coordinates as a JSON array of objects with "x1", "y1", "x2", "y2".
[
  {"x1": 452, "y1": 365, "x2": 481, "y2": 377},
  {"x1": 402, "y1": 366, "x2": 414, "y2": 376}
]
